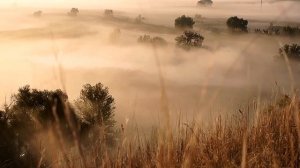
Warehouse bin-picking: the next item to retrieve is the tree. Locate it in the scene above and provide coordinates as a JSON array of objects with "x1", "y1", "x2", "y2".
[
  {"x1": 197, "y1": 0, "x2": 213, "y2": 6},
  {"x1": 175, "y1": 15, "x2": 195, "y2": 29},
  {"x1": 104, "y1": 9, "x2": 114, "y2": 17},
  {"x1": 175, "y1": 31, "x2": 204, "y2": 50},
  {"x1": 68, "y1": 8, "x2": 79, "y2": 17},
  {"x1": 226, "y1": 16, "x2": 248, "y2": 32},
  {"x1": 75, "y1": 83, "x2": 116, "y2": 145},
  {"x1": 279, "y1": 44, "x2": 300, "y2": 61},
  {"x1": 283, "y1": 26, "x2": 300, "y2": 36},
  {"x1": 135, "y1": 14, "x2": 145, "y2": 24},
  {"x1": 33, "y1": 10, "x2": 42, "y2": 17},
  {"x1": 138, "y1": 35, "x2": 167, "y2": 46}
]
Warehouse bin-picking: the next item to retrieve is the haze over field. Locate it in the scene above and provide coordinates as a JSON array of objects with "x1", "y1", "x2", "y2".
[{"x1": 0, "y1": 0, "x2": 299, "y2": 127}]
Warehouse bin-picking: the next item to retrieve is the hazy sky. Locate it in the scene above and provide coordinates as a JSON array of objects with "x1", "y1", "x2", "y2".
[{"x1": 0, "y1": 0, "x2": 269, "y2": 8}]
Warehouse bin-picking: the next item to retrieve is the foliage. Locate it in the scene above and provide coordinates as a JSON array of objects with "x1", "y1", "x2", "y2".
[
  {"x1": 279, "y1": 43, "x2": 300, "y2": 61},
  {"x1": 197, "y1": 0, "x2": 213, "y2": 6},
  {"x1": 227, "y1": 16, "x2": 248, "y2": 32},
  {"x1": 175, "y1": 31, "x2": 204, "y2": 50},
  {"x1": 175, "y1": 15, "x2": 195, "y2": 29},
  {"x1": 68, "y1": 8, "x2": 79, "y2": 17}
]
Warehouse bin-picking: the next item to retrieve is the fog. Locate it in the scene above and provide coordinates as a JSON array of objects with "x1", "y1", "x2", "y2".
[{"x1": 0, "y1": 1, "x2": 299, "y2": 128}]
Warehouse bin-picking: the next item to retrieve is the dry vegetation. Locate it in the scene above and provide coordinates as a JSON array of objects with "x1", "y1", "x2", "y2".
[{"x1": 1, "y1": 88, "x2": 300, "y2": 168}]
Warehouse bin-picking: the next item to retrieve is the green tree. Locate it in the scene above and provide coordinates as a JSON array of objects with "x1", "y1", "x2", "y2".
[{"x1": 175, "y1": 15, "x2": 195, "y2": 29}]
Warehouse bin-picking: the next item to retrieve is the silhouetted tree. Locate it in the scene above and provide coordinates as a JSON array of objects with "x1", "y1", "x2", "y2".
[
  {"x1": 68, "y1": 8, "x2": 79, "y2": 17},
  {"x1": 197, "y1": 0, "x2": 213, "y2": 6},
  {"x1": 75, "y1": 83, "x2": 116, "y2": 146},
  {"x1": 279, "y1": 44, "x2": 300, "y2": 61},
  {"x1": 175, "y1": 31, "x2": 204, "y2": 50},
  {"x1": 175, "y1": 15, "x2": 195, "y2": 29},
  {"x1": 226, "y1": 16, "x2": 248, "y2": 32}
]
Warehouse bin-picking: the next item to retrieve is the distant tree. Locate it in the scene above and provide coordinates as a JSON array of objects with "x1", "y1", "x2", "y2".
[
  {"x1": 279, "y1": 44, "x2": 300, "y2": 61},
  {"x1": 138, "y1": 35, "x2": 152, "y2": 43},
  {"x1": 68, "y1": 8, "x2": 79, "y2": 17},
  {"x1": 109, "y1": 28, "x2": 121, "y2": 42},
  {"x1": 197, "y1": 0, "x2": 213, "y2": 6},
  {"x1": 226, "y1": 16, "x2": 248, "y2": 32},
  {"x1": 104, "y1": 9, "x2": 114, "y2": 17},
  {"x1": 282, "y1": 26, "x2": 300, "y2": 36},
  {"x1": 175, "y1": 15, "x2": 195, "y2": 29},
  {"x1": 138, "y1": 35, "x2": 167, "y2": 46},
  {"x1": 135, "y1": 14, "x2": 145, "y2": 24},
  {"x1": 175, "y1": 31, "x2": 204, "y2": 50},
  {"x1": 33, "y1": 10, "x2": 42, "y2": 17},
  {"x1": 194, "y1": 14, "x2": 203, "y2": 22}
]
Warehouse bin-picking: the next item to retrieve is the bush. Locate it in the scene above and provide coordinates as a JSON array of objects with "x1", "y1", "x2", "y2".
[
  {"x1": 138, "y1": 35, "x2": 167, "y2": 46},
  {"x1": 197, "y1": 0, "x2": 213, "y2": 6},
  {"x1": 175, "y1": 15, "x2": 195, "y2": 29},
  {"x1": 175, "y1": 31, "x2": 204, "y2": 50},
  {"x1": 227, "y1": 16, "x2": 248, "y2": 32},
  {"x1": 279, "y1": 44, "x2": 300, "y2": 61},
  {"x1": 68, "y1": 8, "x2": 79, "y2": 17}
]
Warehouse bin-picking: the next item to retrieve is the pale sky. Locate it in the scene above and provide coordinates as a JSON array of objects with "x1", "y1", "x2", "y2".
[{"x1": 0, "y1": 0, "x2": 266, "y2": 8}]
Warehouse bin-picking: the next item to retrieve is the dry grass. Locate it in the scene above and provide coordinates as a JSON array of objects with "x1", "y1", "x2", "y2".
[{"x1": 33, "y1": 94, "x2": 299, "y2": 168}]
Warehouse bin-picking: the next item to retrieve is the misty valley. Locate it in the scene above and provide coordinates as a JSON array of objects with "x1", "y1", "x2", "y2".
[{"x1": 0, "y1": 1, "x2": 300, "y2": 167}]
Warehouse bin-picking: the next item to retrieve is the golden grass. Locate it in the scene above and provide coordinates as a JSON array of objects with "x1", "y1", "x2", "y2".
[{"x1": 33, "y1": 94, "x2": 298, "y2": 168}]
